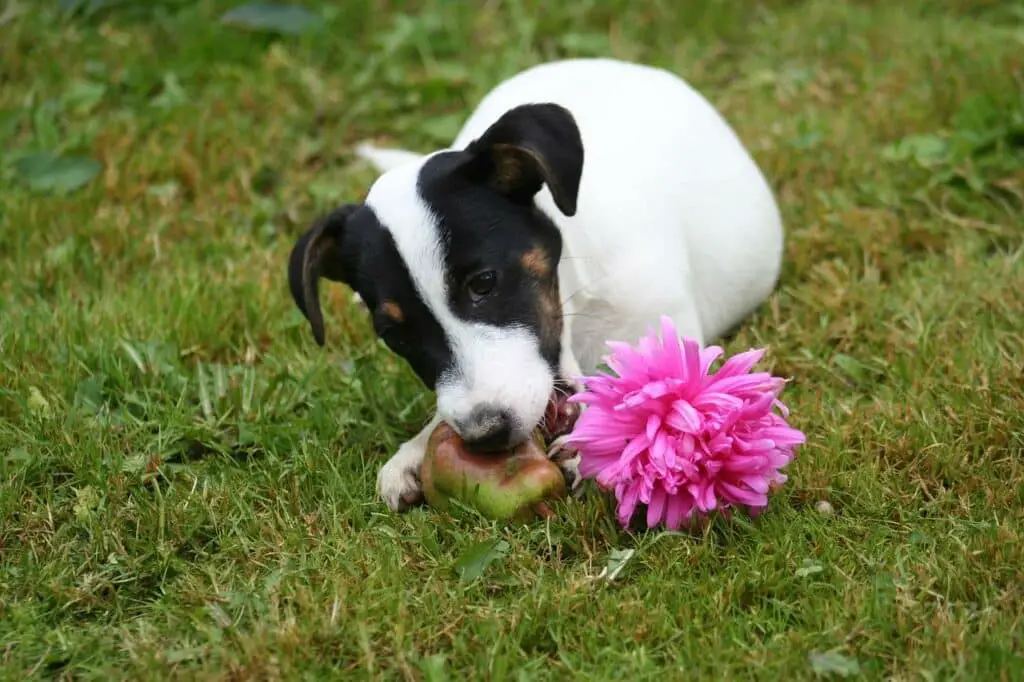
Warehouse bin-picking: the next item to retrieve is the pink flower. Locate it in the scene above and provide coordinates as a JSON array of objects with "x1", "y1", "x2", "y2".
[{"x1": 565, "y1": 316, "x2": 805, "y2": 530}]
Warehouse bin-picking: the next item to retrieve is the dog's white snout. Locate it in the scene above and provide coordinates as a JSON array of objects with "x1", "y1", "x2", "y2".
[{"x1": 436, "y1": 323, "x2": 555, "y2": 453}]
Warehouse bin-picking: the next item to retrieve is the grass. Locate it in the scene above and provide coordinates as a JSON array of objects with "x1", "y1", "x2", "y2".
[{"x1": 1, "y1": 0, "x2": 1023, "y2": 679}]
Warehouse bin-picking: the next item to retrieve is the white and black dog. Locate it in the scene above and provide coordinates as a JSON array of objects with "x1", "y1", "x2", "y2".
[{"x1": 288, "y1": 58, "x2": 785, "y2": 512}]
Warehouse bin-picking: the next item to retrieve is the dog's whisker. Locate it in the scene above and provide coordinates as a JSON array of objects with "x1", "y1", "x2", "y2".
[{"x1": 552, "y1": 384, "x2": 574, "y2": 399}]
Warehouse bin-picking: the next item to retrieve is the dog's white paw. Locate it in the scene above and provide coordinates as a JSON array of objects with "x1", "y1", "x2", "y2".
[
  {"x1": 548, "y1": 434, "x2": 585, "y2": 496},
  {"x1": 376, "y1": 441, "x2": 426, "y2": 512}
]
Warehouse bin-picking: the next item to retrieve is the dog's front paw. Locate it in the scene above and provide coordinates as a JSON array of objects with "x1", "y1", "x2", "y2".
[
  {"x1": 548, "y1": 434, "x2": 584, "y2": 497},
  {"x1": 376, "y1": 442, "x2": 426, "y2": 513}
]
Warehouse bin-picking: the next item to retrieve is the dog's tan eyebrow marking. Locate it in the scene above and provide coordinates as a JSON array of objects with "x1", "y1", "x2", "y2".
[
  {"x1": 381, "y1": 300, "x2": 404, "y2": 322},
  {"x1": 521, "y1": 246, "x2": 550, "y2": 277}
]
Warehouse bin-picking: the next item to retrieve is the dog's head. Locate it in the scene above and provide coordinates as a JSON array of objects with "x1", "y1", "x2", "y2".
[{"x1": 288, "y1": 103, "x2": 584, "y2": 453}]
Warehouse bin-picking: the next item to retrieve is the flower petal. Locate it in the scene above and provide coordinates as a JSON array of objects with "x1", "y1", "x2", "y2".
[
  {"x1": 659, "y1": 316, "x2": 686, "y2": 378},
  {"x1": 645, "y1": 413, "x2": 662, "y2": 442},
  {"x1": 665, "y1": 494, "x2": 692, "y2": 530},
  {"x1": 619, "y1": 432, "x2": 651, "y2": 465},
  {"x1": 617, "y1": 483, "x2": 642, "y2": 527},
  {"x1": 717, "y1": 480, "x2": 767, "y2": 508},
  {"x1": 709, "y1": 348, "x2": 765, "y2": 381},
  {"x1": 647, "y1": 485, "x2": 667, "y2": 528},
  {"x1": 700, "y1": 345, "x2": 725, "y2": 374},
  {"x1": 668, "y1": 399, "x2": 702, "y2": 433},
  {"x1": 682, "y1": 337, "x2": 703, "y2": 388}
]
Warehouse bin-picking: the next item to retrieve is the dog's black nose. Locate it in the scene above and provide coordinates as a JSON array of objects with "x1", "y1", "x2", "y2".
[{"x1": 460, "y1": 406, "x2": 514, "y2": 454}]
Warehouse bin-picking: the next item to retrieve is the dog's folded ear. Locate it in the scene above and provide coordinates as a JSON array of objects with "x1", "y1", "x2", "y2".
[
  {"x1": 288, "y1": 205, "x2": 357, "y2": 347},
  {"x1": 463, "y1": 103, "x2": 584, "y2": 217}
]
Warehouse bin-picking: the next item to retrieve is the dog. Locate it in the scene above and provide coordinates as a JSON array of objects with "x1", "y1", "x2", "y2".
[{"x1": 288, "y1": 58, "x2": 785, "y2": 512}]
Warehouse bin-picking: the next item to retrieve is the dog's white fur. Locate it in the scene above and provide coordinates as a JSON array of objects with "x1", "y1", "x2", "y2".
[{"x1": 358, "y1": 58, "x2": 785, "y2": 512}]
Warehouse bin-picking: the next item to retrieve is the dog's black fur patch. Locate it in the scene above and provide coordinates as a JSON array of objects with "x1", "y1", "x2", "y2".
[
  {"x1": 288, "y1": 103, "x2": 584, "y2": 392},
  {"x1": 416, "y1": 150, "x2": 566, "y2": 373}
]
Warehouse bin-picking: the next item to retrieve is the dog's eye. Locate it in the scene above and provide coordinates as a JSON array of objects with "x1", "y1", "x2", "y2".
[{"x1": 466, "y1": 270, "x2": 498, "y2": 301}]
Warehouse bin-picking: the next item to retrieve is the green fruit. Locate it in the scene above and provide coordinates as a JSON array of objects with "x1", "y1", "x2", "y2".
[{"x1": 420, "y1": 422, "x2": 568, "y2": 521}]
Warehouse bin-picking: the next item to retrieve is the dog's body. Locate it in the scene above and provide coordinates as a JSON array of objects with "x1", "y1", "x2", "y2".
[{"x1": 289, "y1": 58, "x2": 785, "y2": 512}]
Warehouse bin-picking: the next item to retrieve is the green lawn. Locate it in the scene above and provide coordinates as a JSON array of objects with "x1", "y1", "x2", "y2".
[{"x1": 2, "y1": 1, "x2": 1023, "y2": 679}]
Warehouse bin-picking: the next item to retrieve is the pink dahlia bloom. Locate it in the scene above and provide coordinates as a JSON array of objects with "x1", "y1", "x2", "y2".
[{"x1": 565, "y1": 316, "x2": 805, "y2": 530}]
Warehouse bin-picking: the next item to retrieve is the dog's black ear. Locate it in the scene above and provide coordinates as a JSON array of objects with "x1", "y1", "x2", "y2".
[
  {"x1": 463, "y1": 103, "x2": 584, "y2": 217},
  {"x1": 288, "y1": 205, "x2": 358, "y2": 347}
]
